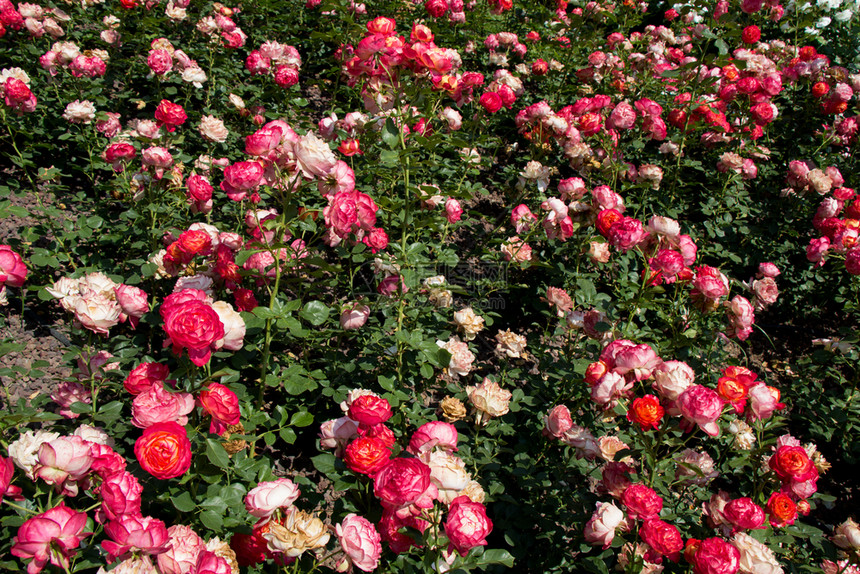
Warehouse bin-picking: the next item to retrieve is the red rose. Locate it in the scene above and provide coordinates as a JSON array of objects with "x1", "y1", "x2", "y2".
[
  {"x1": 741, "y1": 25, "x2": 761, "y2": 44},
  {"x1": 154, "y1": 100, "x2": 187, "y2": 131},
  {"x1": 124, "y1": 362, "x2": 170, "y2": 395},
  {"x1": 198, "y1": 383, "x2": 241, "y2": 434},
  {"x1": 344, "y1": 437, "x2": 390, "y2": 476},
  {"x1": 162, "y1": 298, "x2": 225, "y2": 367},
  {"x1": 639, "y1": 519, "x2": 683, "y2": 561},
  {"x1": 134, "y1": 421, "x2": 192, "y2": 480},
  {"x1": 768, "y1": 445, "x2": 817, "y2": 482},
  {"x1": 479, "y1": 92, "x2": 503, "y2": 114},
  {"x1": 230, "y1": 530, "x2": 272, "y2": 567},
  {"x1": 621, "y1": 484, "x2": 663, "y2": 521},
  {"x1": 627, "y1": 395, "x2": 664, "y2": 430},
  {"x1": 766, "y1": 492, "x2": 797, "y2": 527},
  {"x1": 348, "y1": 395, "x2": 392, "y2": 427},
  {"x1": 596, "y1": 209, "x2": 623, "y2": 238}
]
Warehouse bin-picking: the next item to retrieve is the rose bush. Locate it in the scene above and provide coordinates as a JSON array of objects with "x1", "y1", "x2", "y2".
[{"x1": 0, "y1": 0, "x2": 858, "y2": 572}]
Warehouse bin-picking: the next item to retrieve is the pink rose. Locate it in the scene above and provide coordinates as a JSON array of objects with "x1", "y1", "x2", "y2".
[
  {"x1": 678, "y1": 385, "x2": 724, "y2": 436},
  {"x1": 195, "y1": 551, "x2": 232, "y2": 574},
  {"x1": 583, "y1": 501, "x2": 624, "y2": 549},
  {"x1": 723, "y1": 497, "x2": 765, "y2": 532},
  {"x1": 114, "y1": 284, "x2": 149, "y2": 328},
  {"x1": 543, "y1": 405, "x2": 573, "y2": 438},
  {"x1": 186, "y1": 175, "x2": 213, "y2": 214},
  {"x1": 373, "y1": 458, "x2": 437, "y2": 516},
  {"x1": 751, "y1": 277, "x2": 778, "y2": 310},
  {"x1": 445, "y1": 496, "x2": 492, "y2": 556},
  {"x1": 220, "y1": 161, "x2": 264, "y2": 201},
  {"x1": 445, "y1": 198, "x2": 463, "y2": 223},
  {"x1": 692, "y1": 266, "x2": 729, "y2": 300},
  {"x1": 147, "y1": 49, "x2": 172, "y2": 75},
  {"x1": 746, "y1": 383, "x2": 784, "y2": 422},
  {"x1": 0, "y1": 245, "x2": 27, "y2": 287},
  {"x1": 294, "y1": 131, "x2": 337, "y2": 178},
  {"x1": 35, "y1": 436, "x2": 93, "y2": 496},
  {"x1": 51, "y1": 381, "x2": 93, "y2": 419},
  {"x1": 407, "y1": 421, "x2": 459, "y2": 455},
  {"x1": 319, "y1": 417, "x2": 360, "y2": 456},
  {"x1": 11, "y1": 503, "x2": 89, "y2": 574},
  {"x1": 156, "y1": 524, "x2": 205, "y2": 574},
  {"x1": 245, "y1": 125, "x2": 283, "y2": 156},
  {"x1": 652, "y1": 360, "x2": 695, "y2": 401},
  {"x1": 99, "y1": 471, "x2": 143, "y2": 522},
  {"x1": 244, "y1": 478, "x2": 301, "y2": 518},
  {"x1": 725, "y1": 295, "x2": 755, "y2": 341},
  {"x1": 102, "y1": 514, "x2": 170, "y2": 561},
  {"x1": 131, "y1": 382, "x2": 195, "y2": 429},
  {"x1": 340, "y1": 303, "x2": 370, "y2": 330},
  {"x1": 608, "y1": 217, "x2": 649, "y2": 251},
  {"x1": 691, "y1": 537, "x2": 740, "y2": 574},
  {"x1": 511, "y1": 204, "x2": 537, "y2": 234},
  {"x1": 806, "y1": 237, "x2": 829, "y2": 265},
  {"x1": 336, "y1": 514, "x2": 382, "y2": 572},
  {"x1": 613, "y1": 343, "x2": 662, "y2": 381},
  {"x1": 591, "y1": 371, "x2": 631, "y2": 407},
  {"x1": 607, "y1": 101, "x2": 636, "y2": 130}
]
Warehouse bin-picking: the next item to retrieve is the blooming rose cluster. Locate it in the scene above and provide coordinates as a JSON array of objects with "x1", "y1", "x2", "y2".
[
  {"x1": 319, "y1": 394, "x2": 491, "y2": 558},
  {"x1": 195, "y1": 3, "x2": 247, "y2": 49},
  {"x1": 338, "y1": 17, "x2": 485, "y2": 111},
  {"x1": 245, "y1": 40, "x2": 302, "y2": 88},
  {"x1": 1, "y1": 67, "x2": 37, "y2": 114},
  {"x1": 39, "y1": 41, "x2": 107, "y2": 79},
  {"x1": 6, "y1": 423, "x2": 234, "y2": 574},
  {"x1": 791, "y1": 161, "x2": 860, "y2": 275},
  {"x1": 47, "y1": 272, "x2": 149, "y2": 335},
  {"x1": 145, "y1": 37, "x2": 208, "y2": 88}
]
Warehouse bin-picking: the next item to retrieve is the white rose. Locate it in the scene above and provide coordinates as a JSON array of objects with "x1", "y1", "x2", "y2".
[
  {"x1": 453, "y1": 307, "x2": 485, "y2": 341},
  {"x1": 425, "y1": 450, "x2": 470, "y2": 504},
  {"x1": 293, "y1": 132, "x2": 336, "y2": 179},
  {"x1": 732, "y1": 532, "x2": 784, "y2": 574},
  {"x1": 212, "y1": 301, "x2": 246, "y2": 351},
  {"x1": 8, "y1": 429, "x2": 61, "y2": 479},
  {"x1": 63, "y1": 100, "x2": 96, "y2": 124},
  {"x1": 198, "y1": 115, "x2": 228, "y2": 143}
]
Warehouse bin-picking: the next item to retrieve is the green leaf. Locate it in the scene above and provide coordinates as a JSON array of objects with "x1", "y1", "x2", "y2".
[
  {"x1": 172, "y1": 491, "x2": 196, "y2": 512},
  {"x1": 290, "y1": 411, "x2": 314, "y2": 427},
  {"x1": 279, "y1": 427, "x2": 297, "y2": 443},
  {"x1": 199, "y1": 509, "x2": 223, "y2": 531},
  {"x1": 311, "y1": 453, "x2": 336, "y2": 474},
  {"x1": 381, "y1": 118, "x2": 400, "y2": 149},
  {"x1": 205, "y1": 439, "x2": 231, "y2": 469},
  {"x1": 475, "y1": 549, "x2": 515, "y2": 569},
  {"x1": 300, "y1": 301, "x2": 330, "y2": 326}
]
